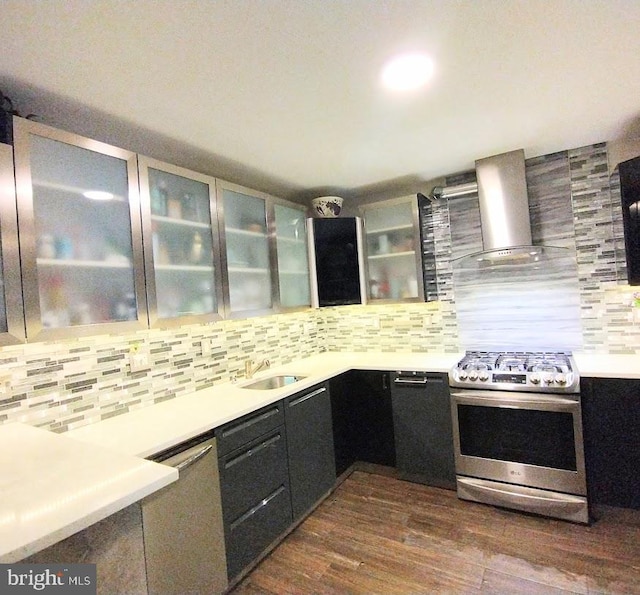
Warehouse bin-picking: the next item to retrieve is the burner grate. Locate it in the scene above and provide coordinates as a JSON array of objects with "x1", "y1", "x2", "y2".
[{"x1": 459, "y1": 351, "x2": 572, "y2": 369}]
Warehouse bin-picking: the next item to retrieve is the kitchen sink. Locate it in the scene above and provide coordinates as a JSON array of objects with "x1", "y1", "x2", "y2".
[{"x1": 240, "y1": 375, "x2": 307, "y2": 390}]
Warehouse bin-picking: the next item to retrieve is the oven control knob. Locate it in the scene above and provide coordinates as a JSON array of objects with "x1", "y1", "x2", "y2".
[
  {"x1": 542, "y1": 373, "x2": 554, "y2": 385},
  {"x1": 468, "y1": 370, "x2": 478, "y2": 381},
  {"x1": 555, "y1": 373, "x2": 567, "y2": 386},
  {"x1": 530, "y1": 373, "x2": 541, "y2": 385},
  {"x1": 478, "y1": 371, "x2": 489, "y2": 382},
  {"x1": 458, "y1": 370, "x2": 468, "y2": 381}
]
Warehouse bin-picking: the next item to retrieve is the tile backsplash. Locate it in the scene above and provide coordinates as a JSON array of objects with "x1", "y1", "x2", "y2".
[
  {"x1": 1, "y1": 141, "x2": 639, "y2": 433},
  {"x1": 0, "y1": 311, "x2": 324, "y2": 432}
]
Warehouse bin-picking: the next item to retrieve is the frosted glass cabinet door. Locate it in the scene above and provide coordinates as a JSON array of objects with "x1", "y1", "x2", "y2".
[
  {"x1": 138, "y1": 157, "x2": 223, "y2": 327},
  {"x1": 274, "y1": 204, "x2": 310, "y2": 308},
  {"x1": 362, "y1": 196, "x2": 424, "y2": 302},
  {"x1": 219, "y1": 183, "x2": 273, "y2": 316},
  {"x1": 0, "y1": 143, "x2": 25, "y2": 344},
  {"x1": 13, "y1": 118, "x2": 147, "y2": 339}
]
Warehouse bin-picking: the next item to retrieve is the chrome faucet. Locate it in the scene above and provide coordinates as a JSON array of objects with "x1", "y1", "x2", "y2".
[{"x1": 245, "y1": 358, "x2": 270, "y2": 379}]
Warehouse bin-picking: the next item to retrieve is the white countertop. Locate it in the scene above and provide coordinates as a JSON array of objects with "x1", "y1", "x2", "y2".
[
  {"x1": 0, "y1": 423, "x2": 177, "y2": 563},
  {"x1": 573, "y1": 353, "x2": 640, "y2": 379},
  {"x1": 68, "y1": 352, "x2": 460, "y2": 458},
  {"x1": 67, "y1": 350, "x2": 640, "y2": 459},
  {"x1": 4, "y1": 349, "x2": 638, "y2": 563}
]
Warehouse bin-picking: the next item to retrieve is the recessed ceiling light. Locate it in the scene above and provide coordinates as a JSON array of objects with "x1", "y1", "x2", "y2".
[
  {"x1": 381, "y1": 53, "x2": 434, "y2": 92},
  {"x1": 83, "y1": 190, "x2": 114, "y2": 201}
]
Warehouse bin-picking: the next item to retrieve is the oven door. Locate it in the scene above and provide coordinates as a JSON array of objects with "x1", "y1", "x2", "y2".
[{"x1": 450, "y1": 390, "x2": 587, "y2": 497}]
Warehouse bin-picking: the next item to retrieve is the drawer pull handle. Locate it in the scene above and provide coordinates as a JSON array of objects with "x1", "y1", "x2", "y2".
[
  {"x1": 224, "y1": 434, "x2": 282, "y2": 469},
  {"x1": 222, "y1": 407, "x2": 280, "y2": 439},
  {"x1": 230, "y1": 485, "x2": 286, "y2": 530},
  {"x1": 288, "y1": 387, "x2": 326, "y2": 407}
]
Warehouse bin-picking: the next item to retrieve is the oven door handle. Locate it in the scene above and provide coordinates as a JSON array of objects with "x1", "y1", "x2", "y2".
[{"x1": 451, "y1": 390, "x2": 579, "y2": 412}]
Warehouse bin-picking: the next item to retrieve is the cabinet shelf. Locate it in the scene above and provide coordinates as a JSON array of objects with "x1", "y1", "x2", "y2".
[
  {"x1": 33, "y1": 180, "x2": 127, "y2": 203},
  {"x1": 226, "y1": 227, "x2": 267, "y2": 238},
  {"x1": 37, "y1": 258, "x2": 131, "y2": 269},
  {"x1": 278, "y1": 269, "x2": 309, "y2": 275},
  {"x1": 277, "y1": 236, "x2": 305, "y2": 245},
  {"x1": 228, "y1": 266, "x2": 270, "y2": 274},
  {"x1": 365, "y1": 223, "x2": 413, "y2": 235},
  {"x1": 367, "y1": 250, "x2": 415, "y2": 260},
  {"x1": 151, "y1": 214, "x2": 210, "y2": 229},
  {"x1": 154, "y1": 264, "x2": 215, "y2": 272}
]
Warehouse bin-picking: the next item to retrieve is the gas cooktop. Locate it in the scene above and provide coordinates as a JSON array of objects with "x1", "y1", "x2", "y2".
[{"x1": 449, "y1": 350, "x2": 579, "y2": 393}]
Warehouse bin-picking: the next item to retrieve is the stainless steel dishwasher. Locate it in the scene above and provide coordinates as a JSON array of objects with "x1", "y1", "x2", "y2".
[{"x1": 141, "y1": 432, "x2": 228, "y2": 595}]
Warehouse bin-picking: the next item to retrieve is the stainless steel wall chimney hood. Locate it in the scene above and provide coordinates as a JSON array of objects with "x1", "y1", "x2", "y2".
[
  {"x1": 476, "y1": 149, "x2": 532, "y2": 250},
  {"x1": 433, "y1": 149, "x2": 569, "y2": 268}
]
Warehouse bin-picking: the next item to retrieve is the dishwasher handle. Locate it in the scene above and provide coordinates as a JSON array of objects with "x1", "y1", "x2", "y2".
[
  {"x1": 162, "y1": 443, "x2": 214, "y2": 472},
  {"x1": 393, "y1": 377, "x2": 428, "y2": 385}
]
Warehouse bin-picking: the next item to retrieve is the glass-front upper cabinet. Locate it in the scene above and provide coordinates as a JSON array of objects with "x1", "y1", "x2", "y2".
[
  {"x1": 13, "y1": 117, "x2": 148, "y2": 340},
  {"x1": 0, "y1": 143, "x2": 25, "y2": 344},
  {"x1": 217, "y1": 181, "x2": 310, "y2": 317},
  {"x1": 361, "y1": 195, "x2": 425, "y2": 302},
  {"x1": 273, "y1": 202, "x2": 310, "y2": 309},
  {"x1": 138, "y1": 156, "x2": 223, "y2": 327},
  {"x1": 218, "y1": 181, "x2": 273, "y2": 317}
]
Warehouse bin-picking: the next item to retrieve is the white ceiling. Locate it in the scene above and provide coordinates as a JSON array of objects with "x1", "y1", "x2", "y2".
[{"x1": 2, "y1": 0, "x2": 640, "y2": 200}]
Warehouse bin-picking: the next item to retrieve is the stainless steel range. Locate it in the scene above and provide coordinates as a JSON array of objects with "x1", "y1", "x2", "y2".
[
  {"x1": 449, "y1": 351, "x2": 588, "y2": 524},
  {"x1": 449, "y1": 351, "x2": 579, "y2": 393}
]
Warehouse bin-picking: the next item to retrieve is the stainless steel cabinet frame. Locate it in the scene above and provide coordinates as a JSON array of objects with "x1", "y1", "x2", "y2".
[
  {"x1": 13, "y1": 117, "x2": 149, "y2": 340},
  {"x1": 216, "y1": 179, "x2": 311, "y2": 319},
  {"x1": 138, "y1": 155, "x2": 225, "y2": 328},
  {"x1": 0, "y1": 143, "x2": 26, "y2": 344},
  {"x1": 360, "y1": 195, "x2": 425, "y2": 303}
]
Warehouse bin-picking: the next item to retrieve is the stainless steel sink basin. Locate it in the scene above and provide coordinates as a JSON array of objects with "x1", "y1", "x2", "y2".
[{"x1": 240, "y1": 375, "x2": 307, "y2": 390}]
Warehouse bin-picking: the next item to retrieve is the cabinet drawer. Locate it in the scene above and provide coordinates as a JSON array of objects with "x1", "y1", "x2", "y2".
[
  {"x1": 215, "y1": 402, "x2": 284, "y2": 456},
  {"x1": 219, "y1": 427, "x2": 289, "y2": 523},
  {"x1": 225, "y1": 483, "x2": 292, "y2": 579}
]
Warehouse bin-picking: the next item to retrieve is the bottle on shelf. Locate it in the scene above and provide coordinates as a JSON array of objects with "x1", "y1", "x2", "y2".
[
  {"x1": 188, "y1": 232, "x2": 203, "y2": 264},
  {"x1": 38, "y1": 234, "x2": 56, "y2": 259},
  {"x1": 167, "y1": 195, "x2": 182, "y2": 219},
  {"x1": 182, "y1": 192, "x2": 204, "y2": 222},
  {"x1": 55, "y1": 236, "x2": 74, "y2": 260},
  {"x1": 151, "y1": 180, "x2": 168, "y2": 216}
]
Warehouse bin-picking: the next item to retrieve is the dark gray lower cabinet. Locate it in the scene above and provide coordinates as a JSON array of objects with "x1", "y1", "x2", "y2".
[
  {"x1": 215, "y1": 403, "x2": 293, "y2": 580},
  {"x1": 285, "y1": 383, "x2": 336, "y2": 521},
  {"x1": 329, "y1": 370, "x2": 396, "y2": 475},
  {"x1": 581, "y1": 377, "x2": 640, "y2": 510},
  {"x1": 391, "y1": 372, "x2": 456, "y2": 489}
]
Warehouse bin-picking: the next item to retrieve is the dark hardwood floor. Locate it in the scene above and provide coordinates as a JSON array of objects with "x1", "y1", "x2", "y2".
[{"x1": 230, "y1": 471, "x2": 640, "y2": 595}]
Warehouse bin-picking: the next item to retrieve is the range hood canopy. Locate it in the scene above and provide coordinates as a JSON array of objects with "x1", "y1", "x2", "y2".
[{"x1": 426, "y1": 148, "x2": 569, "y2": 267}]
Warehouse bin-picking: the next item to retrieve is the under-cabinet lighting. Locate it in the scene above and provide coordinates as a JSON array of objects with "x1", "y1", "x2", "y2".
[{"x1": 83, "y1": 190, "x2": 114, "y2": 201}]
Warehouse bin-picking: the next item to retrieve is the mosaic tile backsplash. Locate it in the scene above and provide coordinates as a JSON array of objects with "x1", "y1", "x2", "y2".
[{"x1": 1, "y1": 142, "x2": 639, "y2": 433}]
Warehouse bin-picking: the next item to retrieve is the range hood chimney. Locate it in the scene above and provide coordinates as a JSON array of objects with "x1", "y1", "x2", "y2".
[{"x1": 475, "y1": 149, "x2": 532, "y2": 251}]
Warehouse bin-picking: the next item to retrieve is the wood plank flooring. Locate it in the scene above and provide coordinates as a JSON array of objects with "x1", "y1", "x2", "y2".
[{"x1": 230, "y1": 471, "x2": 640, "y2": 595}]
